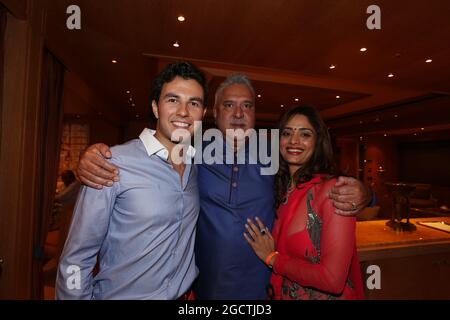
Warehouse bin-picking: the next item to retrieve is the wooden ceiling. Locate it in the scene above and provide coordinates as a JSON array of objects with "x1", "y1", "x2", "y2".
[{"x1": 37, "y1": 0, "x2": 450, "y2": 136}]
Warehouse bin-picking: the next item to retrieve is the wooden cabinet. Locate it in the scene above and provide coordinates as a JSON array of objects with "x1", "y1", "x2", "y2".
[{"x1": 356, "y1": 217, "x2": 450, "y2": 299}]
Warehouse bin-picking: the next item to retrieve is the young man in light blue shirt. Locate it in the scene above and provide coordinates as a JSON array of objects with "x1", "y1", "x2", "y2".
[{"x1": 56, "y1": 62, "x2": 207, "y2": 299}]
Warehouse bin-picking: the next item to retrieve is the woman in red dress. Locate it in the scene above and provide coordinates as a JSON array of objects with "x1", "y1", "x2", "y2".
[{"x1": 244, "y1": 105, "x2": 365, "y2": 300}]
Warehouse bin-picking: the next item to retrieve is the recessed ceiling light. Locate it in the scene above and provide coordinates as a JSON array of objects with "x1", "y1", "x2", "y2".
[
  {"x1": 360, "y1": 136, "x2": 363, "y2": 141},
  {"x1": 329, "y1": 64, "x2": 336, "y2": 69},
  {"x1": 384, "y1": 133, "x2": 387, "y2": 137},
  {"x1": 177, "y1": 15, "x2": 185, "y2": 22},
  {"x1": 294, "y1": 98, "x2": 299, "y2": 102},
  {"x1": 257, "y1": 94, "x2": 262, "y2": 98},
  {"x1": 360, "y1": 47, "x2": 367, "y2": 52},
  {"x1": 388, "y1": 73, "x2": 394, "y2": 78},
  {"x1": 421, "y1": 127, "x2": 425, "y2": 131},
  {"x1": 280, "y1": 104, "x2": 284, "y2": 108},
  {"x1": 136, "y1": 114, "x2": 140, "y2": 118},
  {"x1": 426, "y1": 59, "x2": 432, "y2": 63},
  {"x1": 126, "y1": 90, "x2": 130, "y2": 94},
  {"x1": 173, "y1": 41, "x2": 180, "y2": 48},
  {"x1": 414, "y1": 133, "x2": 417, "y2": 136},
  {"x1": 394, "y1": 114, "x2": 398, "y2": 118},
  {"x1": 112, "y1": 59, "x2": 118, "y2": 64},
  {"x1": 336, "y1": 95, "x2": 340, "y2": 99},
  {"x1": 132, "y1": 103, "x2": 136, "y2": 107}
]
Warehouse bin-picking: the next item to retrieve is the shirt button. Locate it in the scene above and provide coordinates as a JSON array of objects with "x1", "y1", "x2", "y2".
[
  {"x1": 233, "y1": 166, "x2": 239, "y2": 172},
  {"x1": 232, "y1": 182, "x2": 237, "y2": 188}
]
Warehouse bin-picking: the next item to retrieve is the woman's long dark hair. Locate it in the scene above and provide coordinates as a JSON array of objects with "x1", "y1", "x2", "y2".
[{"x1": 274, "y1": 105, "x2": 338, "y2": 208}]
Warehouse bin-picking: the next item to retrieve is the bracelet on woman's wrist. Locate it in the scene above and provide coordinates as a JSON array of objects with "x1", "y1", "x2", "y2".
[{"x1": 265, "y1": 251, "x2": 279, "y2": 269}]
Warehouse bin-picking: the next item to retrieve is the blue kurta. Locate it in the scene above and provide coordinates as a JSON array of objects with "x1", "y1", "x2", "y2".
[{"x1": 194, "y1": 138, "x2": 275, "y2": 299}]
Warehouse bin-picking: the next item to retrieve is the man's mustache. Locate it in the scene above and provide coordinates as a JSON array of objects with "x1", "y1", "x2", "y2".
[{"x1": 230, "y1": 119, "x2": 247, "y2": 125}]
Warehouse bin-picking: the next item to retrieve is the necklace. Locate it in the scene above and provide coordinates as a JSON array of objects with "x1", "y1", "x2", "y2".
[{"x1": 281, "y1": 177, "x2": 295, "y2": 205}]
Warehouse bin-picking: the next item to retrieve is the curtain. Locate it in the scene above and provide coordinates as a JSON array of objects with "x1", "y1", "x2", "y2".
[
  {"x1": 32, "y1": 49, "x2": 66, "y2": 299},
  {"x1": 0, "y1": 5, "x2": 7, "y2": 156}
]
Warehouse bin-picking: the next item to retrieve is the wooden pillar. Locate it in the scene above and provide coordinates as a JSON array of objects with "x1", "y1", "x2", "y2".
[{"x1": 0, "y1": 0, "x2": 46, "y2": 299}]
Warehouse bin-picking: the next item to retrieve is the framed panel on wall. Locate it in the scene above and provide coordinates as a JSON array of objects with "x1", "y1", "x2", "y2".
[{"x1": 57, "y1": 122, "x2": 89, "y2": 191}]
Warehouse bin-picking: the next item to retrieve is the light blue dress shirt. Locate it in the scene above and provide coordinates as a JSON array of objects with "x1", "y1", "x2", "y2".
[{"x1": 56, "y1": 129, "x2": 199, "y2": 300}]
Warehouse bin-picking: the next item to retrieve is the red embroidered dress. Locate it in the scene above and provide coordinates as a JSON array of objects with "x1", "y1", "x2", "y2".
[{"x1": 270, "y1": 175, "x2": 365, "y2": 300}]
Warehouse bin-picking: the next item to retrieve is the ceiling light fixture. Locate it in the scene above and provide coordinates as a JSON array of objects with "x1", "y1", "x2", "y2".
[
  {"x1": 421, "y1": 127, "x2": 425, "y2": 131},
  {"x1": 294, "y1": 98, "x2": 299, "y2": 102},
  {"x1": 126, "y1": 90, "x2": 130, "y2": 94},
  {"x1": 112, "y1": 59, "x2": 118, "y2": 64},
  {"x1": 394, "y1": 114, "x2": 398, "y2": 118},
  {"x1": 173, "y1": 41, "x2": 180, "y2": 48},
  {"x1": 177, "y1": 15, "x2": 185, "y2": 22},
  {"x1": 257, "y1": 94, "x2": 262, "y2": 98},
  {"x1": 360, "y1": 47, "x2": 367, "y2": 52},
  {"x1": 336, "y1": 95, "x2": 340, "y2": 99},
  {"x1": 329, "y1": 64, "x2": 336, "y2": 69},
  {"x1": 388, "y1": 73, "x2": 394, "y2": 78},
  {"x1": 280, "y1": 104, "x2": 284, "y2": 108},
  {"x1": 426, "y1": 59, "x2": 432, "y2": 63}
]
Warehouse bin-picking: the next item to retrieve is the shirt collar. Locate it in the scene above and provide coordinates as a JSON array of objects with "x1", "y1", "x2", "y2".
[{"x1": 139, "y1": 128, "x2": 196, "y2": 161}]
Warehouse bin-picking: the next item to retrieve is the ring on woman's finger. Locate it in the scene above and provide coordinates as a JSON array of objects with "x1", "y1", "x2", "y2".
[{"x1": 260, "y1": 228, "x2": 266, "y2": 235}]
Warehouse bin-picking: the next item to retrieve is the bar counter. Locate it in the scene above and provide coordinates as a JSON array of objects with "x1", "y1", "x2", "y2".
[{"x1": 356, "y1": 217, "x2": 450, "y2": 299}]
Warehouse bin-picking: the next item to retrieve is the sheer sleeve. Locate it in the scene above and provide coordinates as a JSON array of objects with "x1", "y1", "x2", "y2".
[{"x1": 273, "y1": 180, "x2": 356, "y2": 295}]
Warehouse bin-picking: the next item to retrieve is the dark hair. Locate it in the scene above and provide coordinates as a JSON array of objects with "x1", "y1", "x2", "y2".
[
  {"x1": 61, "y1": 170, "x2": 76, "y2": 186},
  {"x1": 274, "y1": 105, "x2": 338, "y2": 208},
  {"x1": 151, "y1": 61, "x2": 208, "y2": 106}
]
